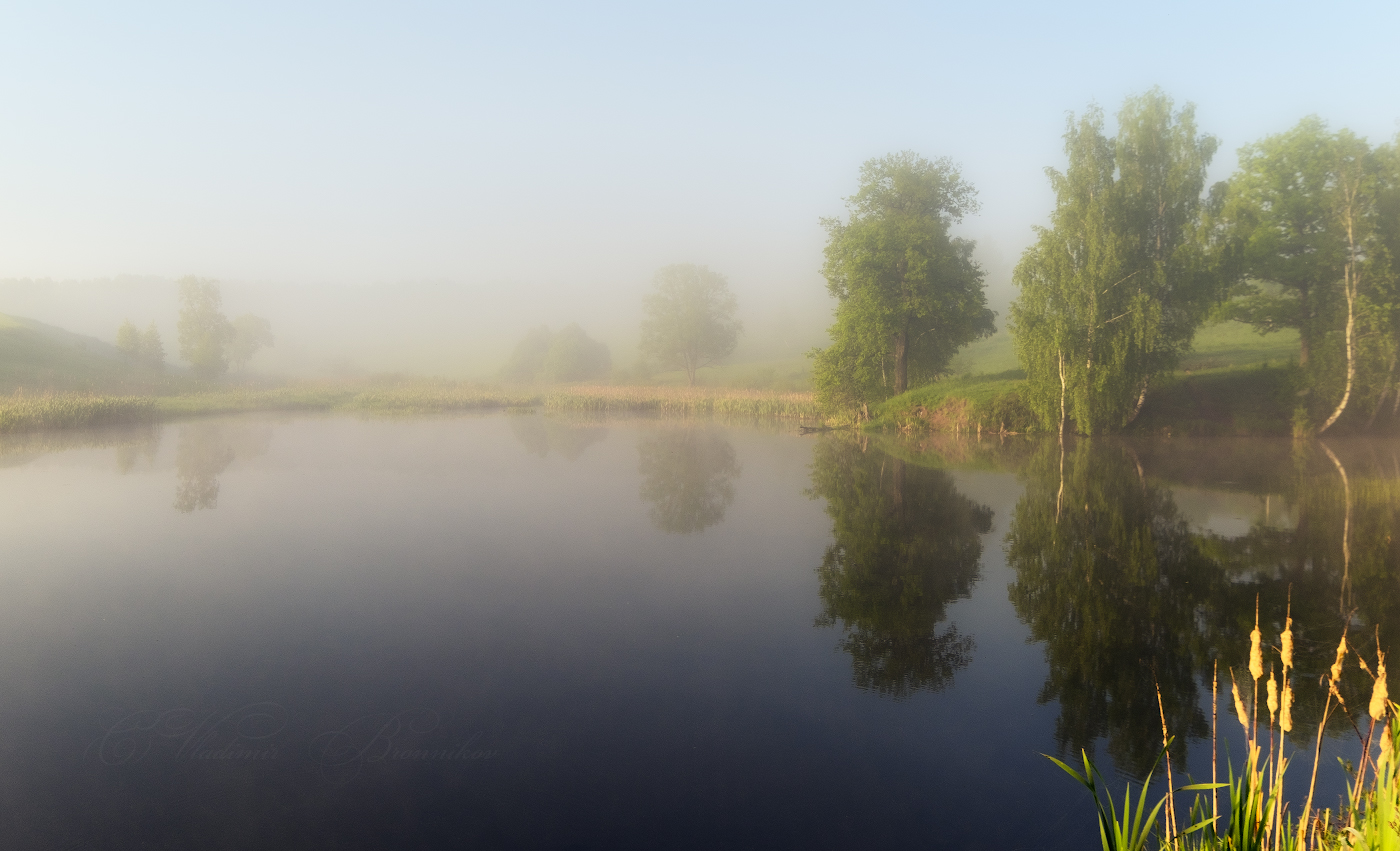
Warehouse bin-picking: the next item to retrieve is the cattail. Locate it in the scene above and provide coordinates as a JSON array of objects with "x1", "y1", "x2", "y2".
[
  {"x1": 1267, "y1": 671, "x2": 1279, "y2": 725},
  {"x1": 1383, "y1": 721, "x2": 1394, "y2": 765},
  {"x1": 1250, "y1": 624, "x2": 1264, "y2": 683},
  {"x1": 1281, "y1": 618, "x2": 1294, "y2": 671},
  {"x1": 1280, "y1": 677, "x2": 1293, "y2": 733},
  {"x1": 1231, "y1": 671, "x2": 1249, "y2": 730},
  {"x1": 1370, "y1": 652, "x2": 1389, "y2": 721},
  {"x1": 1332, "y1": 635, "x2": 1348, "y2": 684}
]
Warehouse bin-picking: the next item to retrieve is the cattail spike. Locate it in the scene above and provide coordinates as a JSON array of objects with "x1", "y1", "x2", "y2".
[
  {"x1": 1281, "y1": 617, "x2": 1294, "y2": 671},
  {"x1": 1267, "y1": 670, "x2": 1279, "y2": 725},
  {"x1": 1231, "y1": 669, "x2": 1249, "y2": 731},
  {"x1": 1370, "y1": 651, "x2": 1389, "y2": 721},
  {"x1": 1332, "y1": 635, "x2": 1348, "y2": 685},
  {"x1": 1280, "y1": 676, "x2": 1293, "y2": 733}
]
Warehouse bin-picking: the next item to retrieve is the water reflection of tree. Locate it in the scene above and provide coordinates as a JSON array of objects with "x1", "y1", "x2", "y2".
[
  {"x1": 1007, "y1": 439, "x2": 1215, "y2": 774},
  {"x1": 508, "y1": 414, "x2": 608, "y2": 460},
  {"x1": 809, "y1": 437, "x2": 992, "y2": 698},
  {"x1": 174, "y1": 423, "x2": 271, "y2": 512},
  {"x1": 1007, "y1": 438, "x2": 1400, "y2": 772},
  {"x1": 636, "y1": 428, "x2": 741, "y2": 533}
]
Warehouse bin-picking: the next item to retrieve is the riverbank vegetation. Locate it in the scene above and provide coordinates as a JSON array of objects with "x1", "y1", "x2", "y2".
[
  {"x1": 812, "y1": 88, "x2": 1399, "y2": 438},
  {"x1": 0, "y1": 380, "x2": 819, "y2": 434}
]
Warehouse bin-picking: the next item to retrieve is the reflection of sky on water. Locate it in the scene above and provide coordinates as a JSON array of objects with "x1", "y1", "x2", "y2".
[
  {"x1": 1171, "y1": 486, "x2": 1297, "y2": 538},
  {"x1": 0, "y1": 418, "x2": 1390, "y2": 850}
]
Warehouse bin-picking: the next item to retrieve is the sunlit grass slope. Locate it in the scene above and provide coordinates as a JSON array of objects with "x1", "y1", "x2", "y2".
[{"x1": 880, "y1": 320, "x2": 1303, "y2": 435}]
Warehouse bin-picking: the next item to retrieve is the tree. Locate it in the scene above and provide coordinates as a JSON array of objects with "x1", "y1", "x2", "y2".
[
  {"x1": 139, "y1": 323, "x2": 165, "y2": 370},
  {"x1": 229, "y1": 314, "x2": 274, "y2": 371},
  {"x1": 639, "y1": 264, "x2": 742, "y2": 386},
  {"x1": 117, "y1": 320, "x2": 165, "y2": 370},
  {"x1": 177, "y1": 276, "x2": 235, "y2": 379},
  {"x1": 1220, "y1": 119, "x2": 1396, "y2": 432},
  {"x1": 540, "y1": 323, "x2": 611, "y2": 382},
  {"x1": 115, "y1": 320, "x2": 142, "y2": 362},
  {"x1": 499, "y1": 324, "x2": 611, "y2": 383},
  {"x1": 812, "y1": 152, "x2": 994, "y2": 421},
  {"x1": 1011, "y1": 91, "x2": 1221, "y2": 435}
]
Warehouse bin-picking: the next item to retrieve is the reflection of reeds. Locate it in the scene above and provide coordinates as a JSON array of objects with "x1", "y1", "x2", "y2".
[{"x1": 1056, "y1": 604, "x2": 1399, "y2": 851}]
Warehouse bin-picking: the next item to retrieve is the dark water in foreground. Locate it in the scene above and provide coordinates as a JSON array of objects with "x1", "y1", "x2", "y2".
[{"x1": 0, "y1": 413, "x2": 1396, "y2": 850}]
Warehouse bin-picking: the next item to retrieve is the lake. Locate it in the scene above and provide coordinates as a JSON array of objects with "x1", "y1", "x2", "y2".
[{"x1": 0, "y1": 413, "x2": 1394, "y2": 849}]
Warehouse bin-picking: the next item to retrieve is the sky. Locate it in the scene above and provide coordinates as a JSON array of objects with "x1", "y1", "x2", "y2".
[{"x1": 1, "y1": 0, "x2": 1397, "y2": 374}]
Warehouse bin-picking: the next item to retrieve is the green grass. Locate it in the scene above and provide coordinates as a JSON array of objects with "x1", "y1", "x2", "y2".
[
  {"x1": 1130, "y1": 363, "x2": 1299, "y2": 436},
  {"x1": 1179, "y1": 321, "x2": 1300, "y2": 371},
  {"x1": 871, "y1": 370, "x2": 1034, "y2": 433},
  {"x1": 875, "y1": 320, "x2": 1303, "y2": 436}
]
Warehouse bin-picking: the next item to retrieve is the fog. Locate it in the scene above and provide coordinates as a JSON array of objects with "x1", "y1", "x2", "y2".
[{"x1": 1, "y1": 1, "x2": 1396, "y2": 378}]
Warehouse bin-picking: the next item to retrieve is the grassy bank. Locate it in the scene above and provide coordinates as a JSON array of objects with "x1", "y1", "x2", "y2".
[{"x1": 0, "y1": 381, "x2": 818, "y2": 434}]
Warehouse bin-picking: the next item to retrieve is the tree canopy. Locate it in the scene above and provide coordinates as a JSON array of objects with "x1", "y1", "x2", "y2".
[
  {"x1": 638, "y1": 264, "x2": 742, "y2": 386},
  {"x1": 1217, "y1": 119, "x2": 1398, "y2": 432},
  {"x1": 1010, "y1": 90, "x2": 1223, "y2": 435},
  {"x1": 812, "y1": 152, "x2": 994, "y2": 421},
  {"x1": 500, "y1": 324, "x2": 612, "y2": 383},
  {"x1": 177, "y1": 277, "x2": 235, "y2": 379}
]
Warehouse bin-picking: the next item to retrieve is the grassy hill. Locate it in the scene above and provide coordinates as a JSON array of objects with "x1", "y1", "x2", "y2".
[{"x1": 0, "y1": 313, "x2": 177, "y2": 394}]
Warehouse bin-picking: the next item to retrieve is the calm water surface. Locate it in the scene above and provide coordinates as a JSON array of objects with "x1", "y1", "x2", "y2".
[{"x1": 0, "y1": 413, "x2": 1396, "y2": 850}]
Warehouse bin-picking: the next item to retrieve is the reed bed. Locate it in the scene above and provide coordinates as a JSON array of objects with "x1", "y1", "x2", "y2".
[
  {"x1": 0, "y1": 383, "x2": 817, "y2": 434},
  {"x1": 0, "y1": 393, "x2": 157, "y2": 432},
  {"x1": 542, "y1": 385, "x2": 820, "y2": 420},
  {"x1": 1056, "y1": 601, "x2": 1399, "y2": 851}
]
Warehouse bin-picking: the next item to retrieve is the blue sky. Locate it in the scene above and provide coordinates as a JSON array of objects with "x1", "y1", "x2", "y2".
[{"x1": 1, "y1": 0, "x2": 1397, "y2": 363}]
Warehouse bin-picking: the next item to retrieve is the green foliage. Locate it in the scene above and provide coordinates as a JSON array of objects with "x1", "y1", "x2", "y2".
[
  {"x1": 118, "y1": 320, "x2": 166, "y2": 370},
  {"x1": 115, "y1": 320, "x2": 141, "y2": 361},
  {"x1": 1011, "y1": 90, "x2": 1224, "y2": 435},
  {"x1": 1047, "y1": 748, "x2": 1172, "y2": 851},
  {"x1": 639, "y1": 264, "x2": 742, "y2": 386},
  {"x1": 228, "y1": 314, "x2": 274, "y2": 371},
  {"x1": 813, "y1": 151, "x2": 995, "y2": 419},
  {"x1": 541, "y1": 324, "x2": 611, "y2": 382},
  {"x1": 1217, "y1": 119, "x2": 1399, "y2": 431},
  {"x1": 872, "y1": 371, "x2": 1037, "y2": 434},
  {"x1": 139, "y1": 323, "x2": 165, "y2": 370},
  {"x1": 176, "y1": 276, "x2": 235, "y2": 379},
  {"x1": 500, "y1": 324, "x2": 611, "y2": 383}
]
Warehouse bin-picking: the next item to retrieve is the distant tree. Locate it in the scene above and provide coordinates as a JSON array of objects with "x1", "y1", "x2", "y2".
[
  {"x1": 115, "y1": 320, "x2": 141, "y2": 362},
  {"x1": 139, "y1": 322, "x2": 165, "y2": 370},
  {"x1": 500, "y1": 326, "x2": 554, "y2": 383},
  {"x1": 541, "y1": 323, "x2": 611, "y2": 382},
  {"x1": 177, "y1": 276, "x2": 235, "y2": 379},
  {"x1": 500, "y1": 324, "x2": 611, "y2": 383},
  {"x1": 117, "y1": 319, "x2": 166, "y2": 370},
  {"x1": 639, "y1": 264, "x2": 742, "y2": 386},
  {"x1": 813, "y1": 151, "x2": 994, "y2": 421},
  {"x1": 229, "y1": 314, "x2": 275, "y2": 371}
]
